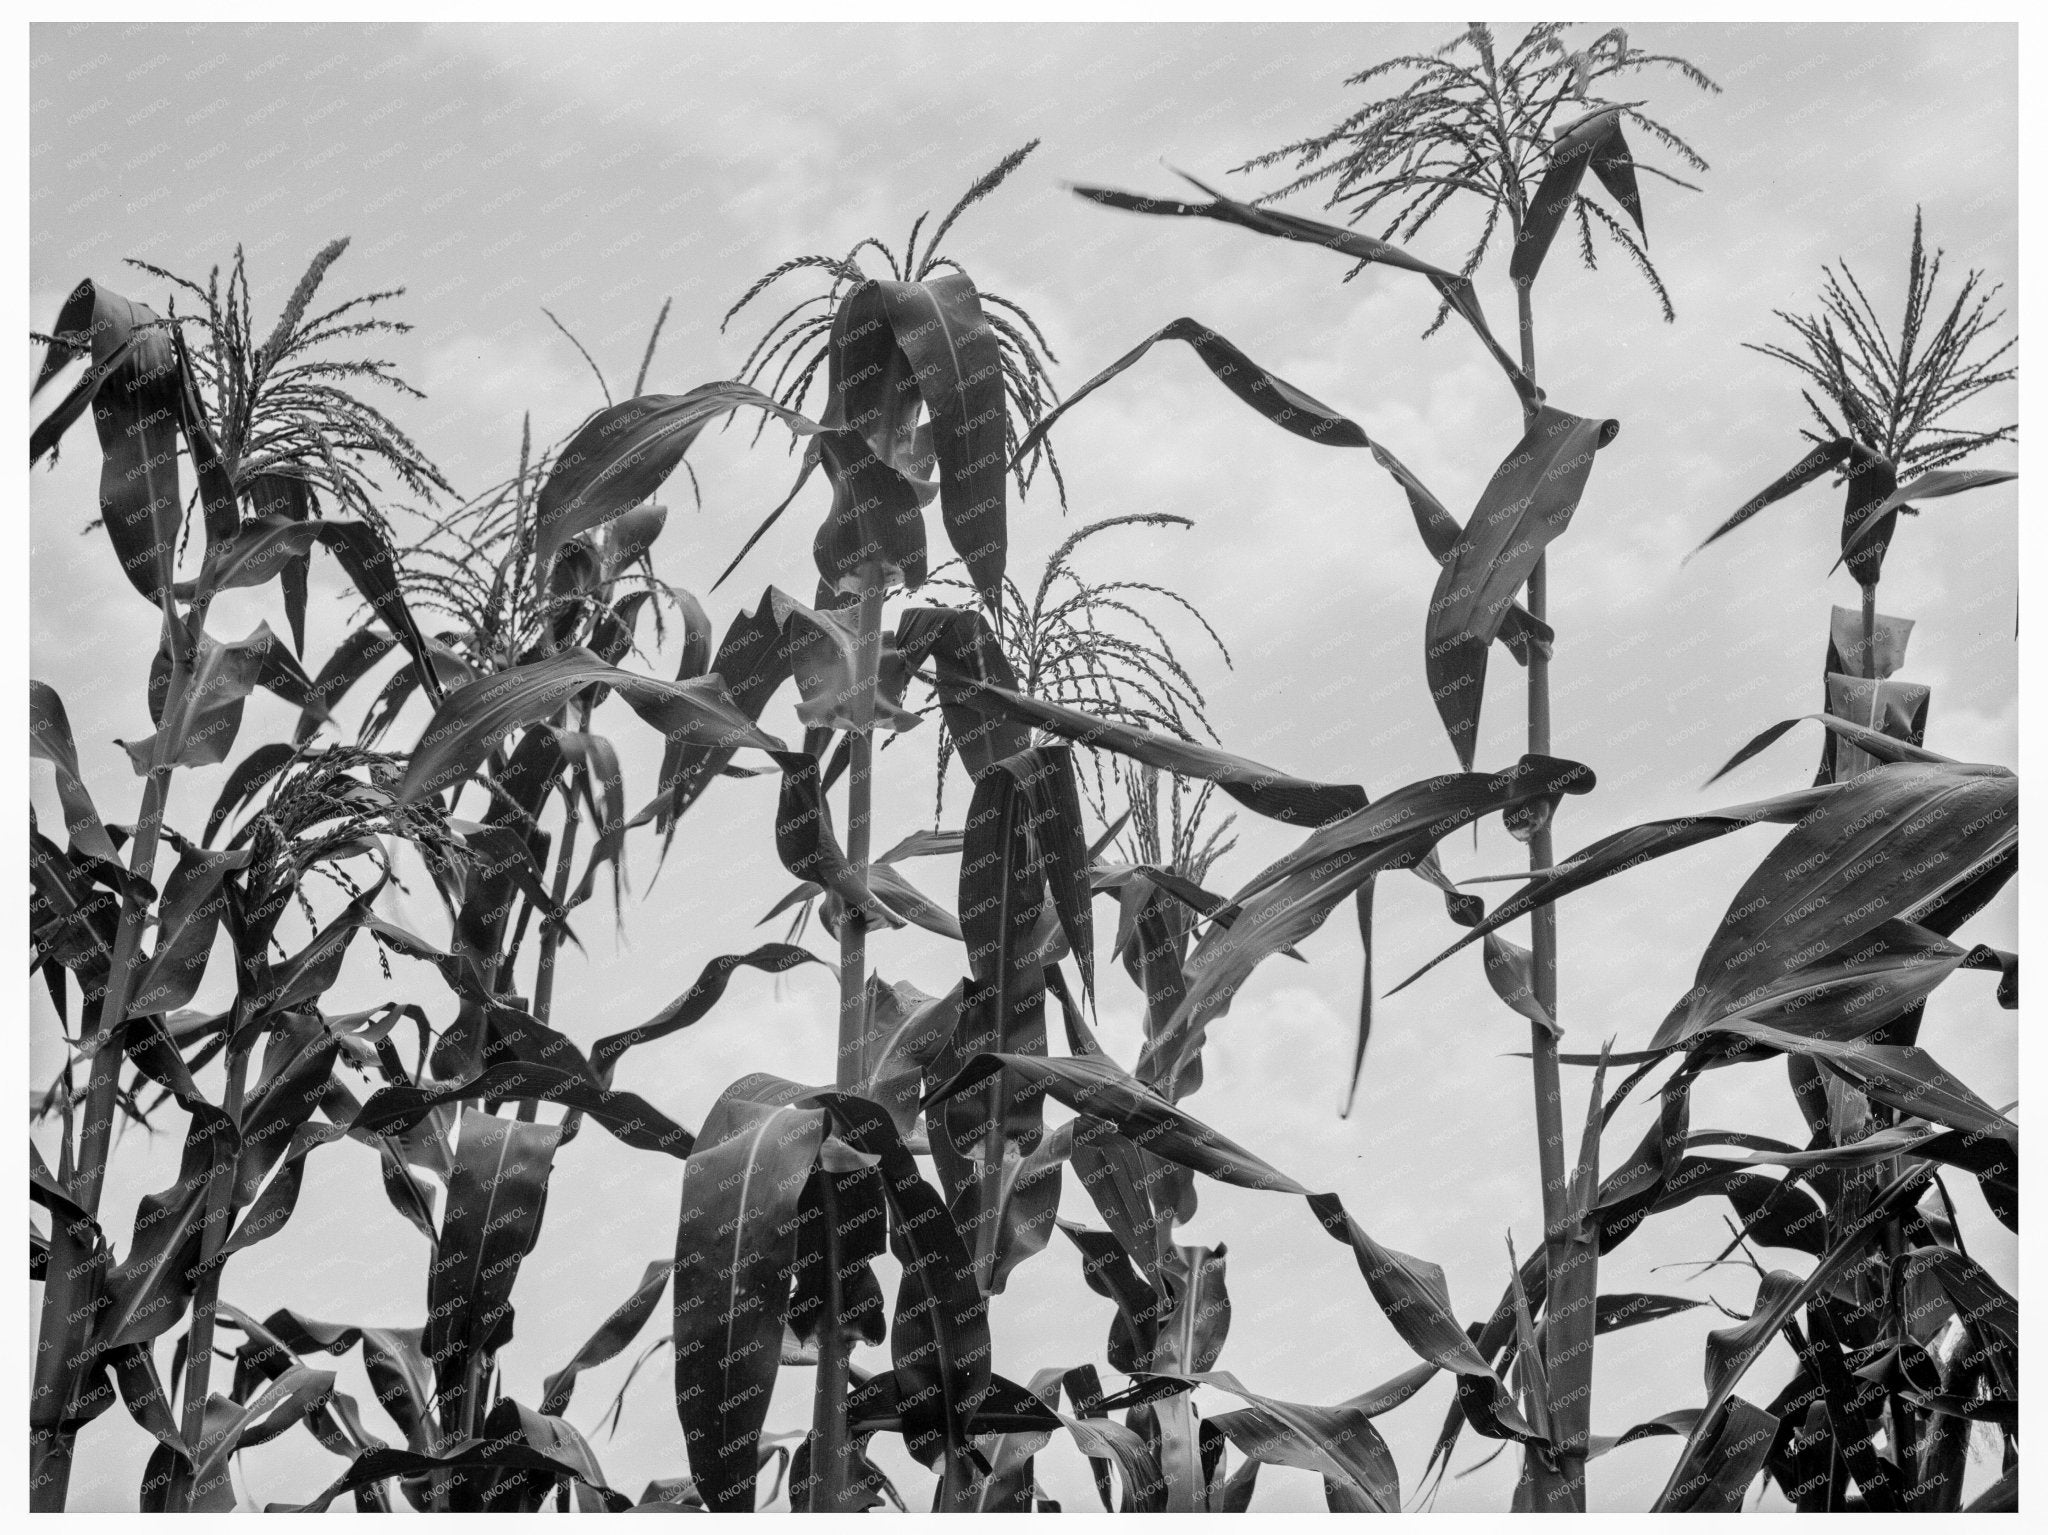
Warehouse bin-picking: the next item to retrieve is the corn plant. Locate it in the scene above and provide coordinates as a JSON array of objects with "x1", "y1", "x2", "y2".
[
  {"x1": 28, "y1": 249, "x2": 787, "y2": 1513},
  {"x1": 1039, "y1": 20, "x2": 1718, "y2": 1510},
  {"x1": 1692, "y1": 209, "x2": 2018, "y2": 781},
  {"x1": 1620, "y1": 209, "x2": 2021, "y2": 1512},
  {"x1": 29, "y1": 242, "x2": 467, "y2": 1510}
]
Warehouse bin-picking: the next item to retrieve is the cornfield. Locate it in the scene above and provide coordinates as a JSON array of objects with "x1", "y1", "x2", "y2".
[{"x1": 29, "y1": 21, "x2": 2018, "y2": 1515}]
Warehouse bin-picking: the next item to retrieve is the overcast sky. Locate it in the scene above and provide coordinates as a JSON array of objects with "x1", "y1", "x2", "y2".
[{"x1": 31, "y1": 20, "x2": 2017, "y2": 1513}]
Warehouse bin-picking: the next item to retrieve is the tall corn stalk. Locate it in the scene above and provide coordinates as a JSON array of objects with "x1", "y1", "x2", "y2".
[
  {"x1": 1067, "y1": 22, "x2": 1716, "y2": 1509},
  {"x1": 1256, "y1": 28, "x2": 1713, "y2": 1507},
  {"x1": 716, "y1": 144, "x2": 1065, "y2": 1509},
  {"x1": 1678, "y1": 210, "x2": 2018, "y2": 1512}
]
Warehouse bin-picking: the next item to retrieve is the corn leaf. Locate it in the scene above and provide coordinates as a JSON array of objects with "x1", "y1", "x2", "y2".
[
  {"x1": 1012, "y1": 317, "x2": 1369, "y2": 463},
  {"x1": 1512, "y1": 106, "x2": 1636, "y2": 288},
  {"x1": 395, "y1": 647, "x2": 782, "y2": 806},
  {"x1": 1651, "y1": 1396, "x2": 1779, "y2": 1513},
  {"x1": 354, "y1": 1062, "x2": 693, "y2": 1158},
  {"x1": 1688, "y1": 437, "x2": 1856, "y2": 560},
  {"x1": 1199, "y1": 1374, "x2": 1400, "y2": 1514},
  {"x1": 1831, "y1": 465, "x2": 2019, "y2": 570},
  {"x1": 1655, "y1": 760, "x2": 2016, "y2": 1047},
  {"x1": 533, "y1": 383, "x2": 808, "y2": 593},
  {"x1": 1072, "y1": 172, "x2": 1538, "y2": 411},
  {"x1": 928, "y1": 1051, "x2": 1536, "y2": 1445},
  {"x1": 427, "y1": 1112, "x2": 561, "y2": 1417},
  {"x1": 930, "y1": 668, "x2": 1366, "y2": 827},
  {"x1": 1157, "y1": 754, "x2": 1593, "y2": 1095},
  {"x1": 32, "y1": 280, "x2": 185, "y2": 604},
  {"x1": 1425, "y1": 406, "x2": 1620, "y2": 768},
  {"x1": 672, "y1": 1076, "x2": 825, "y2": 1512},
  {"x1": 877, "y1": 274, "x2": 1008, "y2": 609},
  {"x1": 590, "y1": 943, "x2": 822, "y2": 1086},
  {"x1": 1390, "y1": 784, "x2": 1839, "y2": 997}
]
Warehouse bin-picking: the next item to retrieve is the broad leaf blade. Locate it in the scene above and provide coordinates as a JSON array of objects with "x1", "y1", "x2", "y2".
[
  {"x1": 878, "y1": 274, "x2": 1008, "y2": 609},
  {"x1": 1425, "y1": 406, "x2": 1619, "y2": 767},
  {"x1": 672, "y1": 1076, "x2": 825, "y2": 1512},
  {"x1": 427, "y1": 1112, "x2": 561, "y2": 1419}
]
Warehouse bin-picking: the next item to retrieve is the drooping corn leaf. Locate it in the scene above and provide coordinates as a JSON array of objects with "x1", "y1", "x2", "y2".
[
  {"x1": 96, "y1": 1099, "x2": 240, "y2": 1349},
  {"x1": 589, "y1": 943, "x2": 822, "y2": 1085},
  {"x1": 291, "y1": 625, "x2": 399, "y2": 743},
  {"x1": 1011, "y1": 317, "x2": 1369, "y2": 466},
  {"x1": 120, "y1": 623, "x2": 310, "y2": 775},
  {"x1": 30, "y1": 679, "x2": 123, "y2": 866},
  {"x1": 1072, "y1": 172, "x2": 1538, "y2": 411},
  {"x1": 876, "y1": 274, "x2": 1009, "y2": 609},
  {"x1": 1364, "y1": 443, "x2": 1552, "y2": 665},
  {"x1": 780, "y1": 594, "x2": 921, "y2": 734},
  {"x1": 961, "y1": 751, "x2": 1053, "y2": 1047},
  {"x1": 773, "y1": 749, "x2": 901, "y2": 931},
  {"x1": 929, "y1": 668, "x2": 1366, "y2": 827},
  {"x1": 1425, "y1": 406, "x2": 1619, "y2": 768},
  {"x1": 124, "y1": 844, "x2": 247, "y2": 1019},
  {"x1": 354, "y1": 1062, "x2": 693, "y2": 1158},
  {"x1": 787, "y1": 1158, "x2": 888, "y2": 1350},
  {"x1": 227, "y1": 1013, "x2": 343, "y2": 1214},
  {"x1": 653, "y1": 590, "x2": 793, "y2": 831},
  {"x1": 533, "y1": 383, "x2": 810, "y2": 593},
  {"x1": 217, "y1": 1308, "x2": 386, "y2": 1471},
  {"x1": 813, "y1": 426, "x2": 931, "y2": 595},
  {"x1": 202, "y1": 742, "x2": 298, "y2": 847},
  {"x1": 476, "y1": 1397, "x2": 618, "y2": 1512},
  {"x1": 269, "y1": 1441, "x2": 631, "y2": 1513},
  {"x1": 895, "y1": 605, "x2": 1032, "y2": 779},
  {"x1": 32, "y1": 279, "x2": 185, "y2": 604},
  {"x1": 1197, "y1": 1373, "x2": 1400, "y2": 1513},
  {"x1": 985, "y1": 1126, "x2": 1074, "y2": 1296},
  {"x1": 809, "y1": 1089, "x2": 992, "y2": 1473},
  {"x1": 317, "y1": 518, "x2": 451, "y2": 710},
  {"x1": 231, "y1": 1307, "x2": 433, "y2": 1453},
  {"x1": 935, "y1": 1366, "x2": 1068, "y2": 1512},
  {"x1": 243, "y1": 474, "x2": 318, "y2": 653},
  {"x1": 157, "y1": 1363, "x2": 340, "y2": 1511}
]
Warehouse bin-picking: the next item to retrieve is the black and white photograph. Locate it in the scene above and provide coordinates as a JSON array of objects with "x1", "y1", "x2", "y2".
[{"x1": 25, "y1": 14, "x2": 2022, "y2": 1516}]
